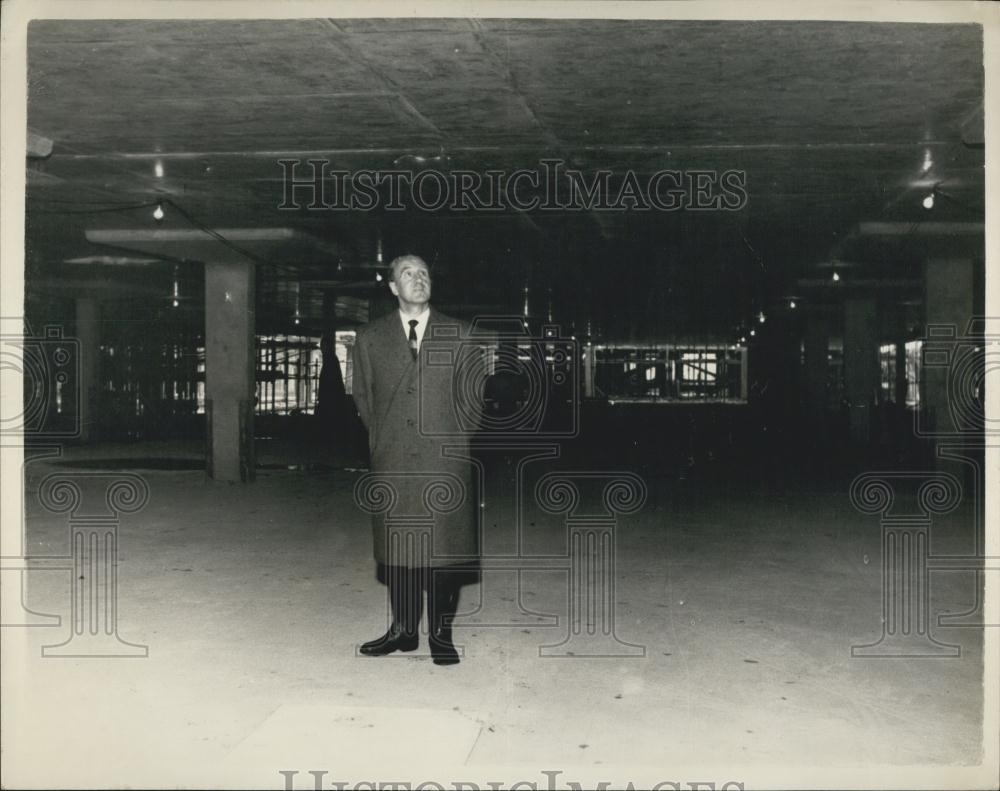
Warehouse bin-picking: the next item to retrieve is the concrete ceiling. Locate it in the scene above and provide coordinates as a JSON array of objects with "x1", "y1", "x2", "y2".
[{"x1": 24, "y1": 18, "x2": 985, "y2": 336}]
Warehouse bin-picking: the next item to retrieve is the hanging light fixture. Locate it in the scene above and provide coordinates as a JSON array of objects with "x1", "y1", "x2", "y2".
[{"x1": 153, "y1": 203, "x2": 164, "y2": 221}]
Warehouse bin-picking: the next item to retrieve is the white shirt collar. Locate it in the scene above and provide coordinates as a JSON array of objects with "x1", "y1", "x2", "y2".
[{"x1": 399, "y1": 306, "x2": 431, "y2": 347}]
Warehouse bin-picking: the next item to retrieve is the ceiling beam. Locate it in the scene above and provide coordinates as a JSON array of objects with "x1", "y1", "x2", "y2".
[
  {"x1": 88, "y1": 227, "x2": 308, "y2": 242},
  {"x1": 85, "y1": 227, "x2": 341, "y2": 268},
  {"x1": 857, "y1": 222, "x2": 984, "y2": 236},
  {"x1": 65, "y1": 255, "x2": 164, "y2": 265},
  {"x1": 48, "y1": 141, "x2": 963, "y2": 161},
  {"x1": 797, "y1": 278, "x2": 921, "y2": 289},
  {"x1": 28, "y1": 279, "x2": 167, "y2": 298}
]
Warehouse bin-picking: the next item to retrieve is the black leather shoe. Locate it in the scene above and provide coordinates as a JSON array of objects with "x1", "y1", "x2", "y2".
[
  {"x1": 362, "y1": 566, "x2": 423, "y2": 656},
  {"x1": 359, "y1": 624, "x2": 418, "y2": 656},
  {"x1": 430, "y1": 628, "x2": 459, "y2": 665}
]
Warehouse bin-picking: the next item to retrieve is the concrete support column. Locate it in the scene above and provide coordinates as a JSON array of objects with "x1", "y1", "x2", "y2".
[
  {"x1": 923, "y1": 259, "x2": 974, "y2": 436},
  {"x1": 894, "y1": 340, "x2": 908, "y2": 407},
  {"x1": 75, "y1": 297, "x2": 100, "y2": 443},
  {"x1": 843, "y1": 296, "x2": 879, "y2": 445},
  {"x1": 802, "y1": 315, "x2": 829, "y2": 427},
  {"x1": 205, "y1": 262, "x2": 255, "y2": 482},
  {"x1": 773, "y1": 312, "x2": 802, "y2": 420}
]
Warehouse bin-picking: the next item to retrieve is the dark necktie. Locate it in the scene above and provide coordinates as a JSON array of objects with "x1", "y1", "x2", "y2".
[{"x1": 408, "y1": 319, "x2": 419, "y2": 360}]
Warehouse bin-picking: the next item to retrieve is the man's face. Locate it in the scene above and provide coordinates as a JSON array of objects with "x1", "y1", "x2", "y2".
[{"x1": 389, "y1": 259, "x2": 432, "y2": 307}]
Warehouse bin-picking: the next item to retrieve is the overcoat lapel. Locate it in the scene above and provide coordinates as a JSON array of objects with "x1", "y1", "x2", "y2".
[
  {"x1": 372, "y1": 312, "x2": 417, "y2": 440},
  {"x1": 383, "y1": 310, "x2": 414, "y2": 371}
]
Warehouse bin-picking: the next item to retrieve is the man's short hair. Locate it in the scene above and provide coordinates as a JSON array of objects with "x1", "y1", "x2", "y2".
[{"x1": 388, "y1": 254, "x2": 429, "y2": 282}]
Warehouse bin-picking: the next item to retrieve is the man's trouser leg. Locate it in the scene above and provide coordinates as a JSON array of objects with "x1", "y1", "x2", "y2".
[{"x1": 428, "y1": 566, "x2": 461, "y2": 666}]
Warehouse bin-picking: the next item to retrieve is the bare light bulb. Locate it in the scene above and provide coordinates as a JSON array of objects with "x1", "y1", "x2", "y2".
[
  {"x1": 172, "y1": 298, "x2": 179, "y2": 308},
  {"x1": 153, "y1": 204, "x2": 164, "y2": 221},
  {"x1": 750, "y1": 328, "x2": 756, "y2": 337},
  {"x1": 832, "y1": 271, "x2": 841, "y2": 282},
  {"x1": 758, "y1": 312, "x2": 766, "y2": 324},
  {"x1": 375, "y1": 273, "x2": 383, "y2": 282},
  {"x1": 790, "y1": 300, "x2": 797, "y2": 309},
  {"x1": 922, "y1": 192, "x2": 935, "y2": 210}
]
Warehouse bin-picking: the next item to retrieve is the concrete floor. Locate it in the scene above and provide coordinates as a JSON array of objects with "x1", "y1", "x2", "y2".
[{"x1": 1, "y1": 438, "x2": 993, "y2": 789}]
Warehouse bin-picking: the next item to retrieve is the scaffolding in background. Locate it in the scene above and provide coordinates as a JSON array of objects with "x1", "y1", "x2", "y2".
[
  {"x1": 584, "y1": 343, "x2": 748, "y2": 404},
  {"x1": 254, "y1": 334, "x2": 322, "y2": 416}
]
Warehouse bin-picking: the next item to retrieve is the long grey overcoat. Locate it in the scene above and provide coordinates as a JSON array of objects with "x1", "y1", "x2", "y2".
[{"x1": 351, "y1": 309, "x2": 482, "y2": 568}]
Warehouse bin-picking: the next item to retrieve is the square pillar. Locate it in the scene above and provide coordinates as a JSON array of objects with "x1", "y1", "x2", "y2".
[
  {"x1": 843, "y1": 296, "x2": 878, "y2": 444},
  {"x1": 894, "y1": 340, "x2": 908, "y2": 407},
  {"x1": 923, "y1": 259, "x2": 974, "y2": 436},
  {"x1": 74, "y1": 297, "x2": 100, "y2": 443},
  {"x1": 803, "y1": 315, "x2": 829, "y2": 430},
  {"x1": 205, "y1": 262, "x2": 255, "y2": 482}
]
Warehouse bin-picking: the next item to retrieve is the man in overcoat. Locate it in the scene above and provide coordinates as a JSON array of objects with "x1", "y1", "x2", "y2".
[{"x1": 351, "y1": 254, "x2": 482, "y2": 665}]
